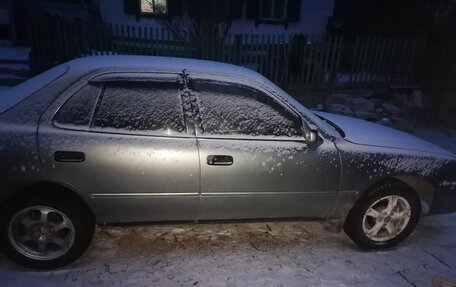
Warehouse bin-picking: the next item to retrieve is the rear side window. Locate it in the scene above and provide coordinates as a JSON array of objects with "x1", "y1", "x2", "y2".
[
  {"x1": 54, "y1": 84, "x2": 100, "y2": 128},
  {"x1": 93, "y1": 81, "x2": 185, "y2": 135},
  {"x1": 193, "y1": 80, "x2": 303, "y2": 137}
]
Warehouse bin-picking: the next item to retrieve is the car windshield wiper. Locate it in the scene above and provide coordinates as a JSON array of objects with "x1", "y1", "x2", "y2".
[{"x1": 315, "y1": 114, "x2": 345, "y2": 138}]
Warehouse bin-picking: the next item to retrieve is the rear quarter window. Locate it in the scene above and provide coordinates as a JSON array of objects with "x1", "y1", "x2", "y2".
[{"x1": 54, "y1": 84, "x2": 100, "y2": 128}]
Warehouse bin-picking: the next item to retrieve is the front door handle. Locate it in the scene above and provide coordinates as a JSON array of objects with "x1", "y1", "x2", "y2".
[
  {"x1": 54, "y1": 151, "x2": 85, "y2": 162},
  {"x1": 207, "y1": 155, "x2": 234, "y2": 166}
]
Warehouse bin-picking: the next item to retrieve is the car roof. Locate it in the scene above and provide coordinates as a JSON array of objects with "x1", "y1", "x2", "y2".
[
  {"x1": 1, "y1": 55, "x2": 341, "y2": 140},
  {"x1": 68, "y1": 55, "x2": 265, "y2": 80},
  {"x1": 0, "y1": 56, "x2": 269, "y2": 115}
]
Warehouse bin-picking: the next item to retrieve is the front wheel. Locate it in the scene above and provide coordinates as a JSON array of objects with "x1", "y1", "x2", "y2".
[
  {"x1": 344, "y1": 181, "x2": 421, "y2": 249},
  {"x1": 0, "y1": 192, "x2": 95, "y2": 269}
]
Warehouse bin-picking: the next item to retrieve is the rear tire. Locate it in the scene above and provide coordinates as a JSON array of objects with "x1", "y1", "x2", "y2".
[
  {"x1": 344, "y1": 181, "x2": 421, "y2": 249},
  {"x1": 0, "y1": 191, "x2": 95, "y2": 269}
]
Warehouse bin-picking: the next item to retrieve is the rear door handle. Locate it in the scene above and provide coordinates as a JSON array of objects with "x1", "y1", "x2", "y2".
[
  {"x1": 207, "y1": 155, "x2": 234, "y2": 166},
  {"x1": 54, "y1": 151, "x2": 85, "y2": 162}
]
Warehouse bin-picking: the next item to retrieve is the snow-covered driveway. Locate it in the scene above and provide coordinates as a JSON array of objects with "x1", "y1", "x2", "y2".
[{"x1": 0, "y1": 214, "x2": 455, "y2": 287}]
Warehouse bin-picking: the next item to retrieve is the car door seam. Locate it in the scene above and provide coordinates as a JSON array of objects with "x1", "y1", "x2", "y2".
[
  {"x1": 182, "y1": 70, "x2": 202, "y2": 222},
  {"x1": 326, "y1": 141, "x2": 344, "y2": 219}
]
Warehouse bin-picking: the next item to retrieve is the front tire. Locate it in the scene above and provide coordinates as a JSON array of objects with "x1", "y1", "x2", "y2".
[
  {"x1": 344, "y1": 181, "x2": 421, "y2": 249},
  {"x1": 0, "y1": 192, "x2": 95, "y2": 269}
]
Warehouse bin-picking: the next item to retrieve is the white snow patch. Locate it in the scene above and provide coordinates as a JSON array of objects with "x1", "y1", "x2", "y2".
[
  {"x1": 0, "y1": 63, "x2": 30, "y2": 71},
  {"x1": 315, "y1": 111, "x2": 455, "y2": 158},
  {"x1": 1, "y1": 214, "x2": 455, "y2": 286},
  {"x1": 0, "y1": 46, "x2": 29, "y2": 62}
]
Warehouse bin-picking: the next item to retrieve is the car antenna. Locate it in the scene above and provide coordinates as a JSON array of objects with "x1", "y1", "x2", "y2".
[{"x1": 181, "y1": 69, "x2": 189, "y2": 88}]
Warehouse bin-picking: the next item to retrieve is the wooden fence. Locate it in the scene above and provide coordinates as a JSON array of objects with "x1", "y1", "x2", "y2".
[{"x1": 29, "y1": 16, "x2": 427, "y2": 88}]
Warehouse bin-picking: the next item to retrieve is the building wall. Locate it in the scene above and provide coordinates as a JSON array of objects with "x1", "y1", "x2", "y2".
[
  {"x1": 96, "y1": 0, "x2": 334, "y2": 35},
  {"x1": 0, "y1": 0, "x2": 9, "y2": 39},
  {"x1": 230, "y1": 0, "x2": 334, "y2": 35}
]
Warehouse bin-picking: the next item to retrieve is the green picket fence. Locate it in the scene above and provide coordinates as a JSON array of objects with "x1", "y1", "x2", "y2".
[{"x1": 29, "y1": 16, "x2": 427, "y2": 88}]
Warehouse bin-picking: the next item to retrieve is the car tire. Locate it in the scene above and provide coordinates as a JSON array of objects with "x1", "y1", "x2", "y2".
[
  {"x1": 343, "y1": 181, "x2": 421, "y2": 249},
  {"x1": 0, "y1": 191, "x2": 95, "y2": 269}
]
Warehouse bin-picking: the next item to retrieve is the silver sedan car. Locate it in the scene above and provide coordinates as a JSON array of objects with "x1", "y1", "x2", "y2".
[{"x1": 0, "y1": 56, "x2": 455, "y2": 269}]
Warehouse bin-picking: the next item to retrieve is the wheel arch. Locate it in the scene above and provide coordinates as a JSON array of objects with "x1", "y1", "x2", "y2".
[
  {"x1": 356, "y1": 176, "x2": 434, "y2": 215},
  {"x1": 392, "y1": 175, "x2": 434, "y2": 214},
  {"x1": 0, "y1": 181, "x2": 97, "y2": 223}
]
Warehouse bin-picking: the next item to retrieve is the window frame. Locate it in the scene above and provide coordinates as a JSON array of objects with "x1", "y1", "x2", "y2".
[
  {"x1": 259, "y1": 0, "x2": 288, "y2": 22},
  {"x1": 189, "y1": 77, "x2": 307, "y2": 141},
  {"x1": 139, "y1": 0, "x2": 168, "y2": 16},
  {"x1": 52, "y1": 72, "x2": 193, "y2": 138}
]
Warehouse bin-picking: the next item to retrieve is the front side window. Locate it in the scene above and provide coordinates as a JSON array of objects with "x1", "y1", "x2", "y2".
[
  {"x1": 140, "y1": 0, "x2": 167, "y2": 14},
  {"x1": 260, "y1": 0, "x2": 287, "y2": 21},
  {"x1": 93, "y1": 81, "x2": 185, "y2": 135},
  {"x1": 193, "y1": 80, "x2": 303, "y2": 137}
]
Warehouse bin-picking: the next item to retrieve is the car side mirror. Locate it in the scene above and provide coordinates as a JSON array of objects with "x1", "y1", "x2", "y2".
[
  {"x1": 305, "y1": 129, "x2": 318, "y2": 145},
  {"x1": 305, "y1": 124, "x2": 318, "y2": 145}
]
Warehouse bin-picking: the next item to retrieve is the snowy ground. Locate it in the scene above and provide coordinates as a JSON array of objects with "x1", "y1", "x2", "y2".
[
  {"x1": 0, "y1": 128, "x2": 455, "y2": 287},
  {"x1": 0, "y1": 42, "x2": 30, "y2": 62},
  {"x1": 0, "y1": 215, "x2": 455, "y2": 287}
]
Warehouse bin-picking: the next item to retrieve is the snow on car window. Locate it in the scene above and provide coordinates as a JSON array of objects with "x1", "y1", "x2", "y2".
[
  {"x1": 92, "y1": 73, "x2": 184, "y2": 84},
  {"x1": 93, "y1": 81, "x2": 185, "y2": 134},
  {"x1": 54, "y1": 84, "x2": 100, "y2": 127},
  {"x1": 193, "y1": 81, "x2": 303, "y2": 137}
]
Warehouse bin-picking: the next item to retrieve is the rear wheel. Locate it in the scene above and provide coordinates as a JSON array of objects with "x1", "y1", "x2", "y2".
[
  {"x1": 0, "y1": 192, "x2": 95, "y2": 269},
  {"x1": 344, "y1": 181, "x2": 421, "y2": 249}
]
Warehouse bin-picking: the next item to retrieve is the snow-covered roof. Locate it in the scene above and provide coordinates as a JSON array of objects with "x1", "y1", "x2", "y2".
[{"x1": 68, "y1": 56, "x2": 265, "y2": 80}]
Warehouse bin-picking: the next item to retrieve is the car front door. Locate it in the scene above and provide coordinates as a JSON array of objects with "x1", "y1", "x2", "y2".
[
  {"x1": 38, "y1": 73, "x2": 200, "y2": 223},
  {"x1": 188, "y1": 77, "x2": 340, "y2": 220}
]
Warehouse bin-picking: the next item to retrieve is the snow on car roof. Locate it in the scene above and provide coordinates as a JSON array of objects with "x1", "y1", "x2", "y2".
[
  {"x1": 0, "y1": 56, "x2": 267, "y2": 115},
  {"x1": 67, "y1": 55, "x2": 266, "y2": 80},
  {"x1": 0, "y1": 55, "x2": 340, "y2": 139}
]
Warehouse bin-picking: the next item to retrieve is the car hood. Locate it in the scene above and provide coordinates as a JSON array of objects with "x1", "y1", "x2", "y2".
[{"x1": 314, "y1": 111, "x2": 456, "y2": 158}]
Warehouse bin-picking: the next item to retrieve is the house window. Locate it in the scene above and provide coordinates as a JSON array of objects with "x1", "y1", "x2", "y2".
[
  {"x1": 259, "y1": 0, "x2": 288, "y2": 21},
  {"x1": 140, "y1": 0, "x2": 167, "y2": 14}
]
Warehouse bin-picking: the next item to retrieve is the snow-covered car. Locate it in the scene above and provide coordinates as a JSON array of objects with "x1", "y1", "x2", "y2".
[{"x1": 0, "y1": 56, "x2": 455, "y2": 269}]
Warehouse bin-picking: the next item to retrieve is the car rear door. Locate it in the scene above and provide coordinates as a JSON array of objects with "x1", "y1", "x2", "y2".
[
  {"x1": 188, "y1": 76, "x2": 340, "y2": 220},
  {"x1": 38, "y1": 73, "x2": 200, "y2": 224}
]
